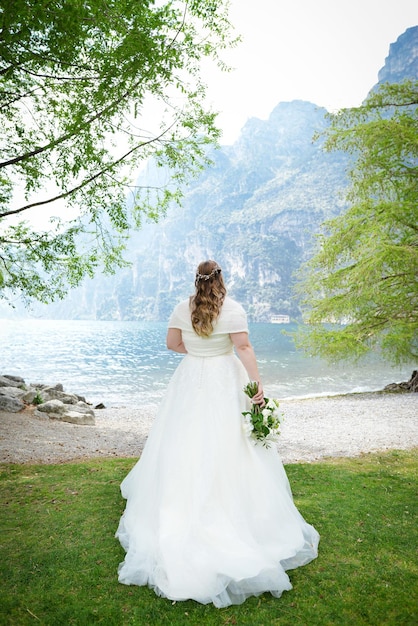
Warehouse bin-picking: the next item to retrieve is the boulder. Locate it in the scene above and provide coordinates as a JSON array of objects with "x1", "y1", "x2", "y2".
[
  {"x1": 21, "y1": 389, "x2": 40, "y2": 404},
  {"x1": 54, "y1": 410, "x2": 95, "y2": 425},
  {"x1": 0, "y1": 375, "x2": 97, "y2": 424},
  {"x1": 0, "y1": 386, "x2": 26, "y2": 399},
  {"x1": 26, "y1": 384, "x2": 87, "y2": 404},
  {"x1": 0, "y1": 394, "x2": 25, "y2": 412},
  {"x1": 35, "y1": 399, "x2": 95, "y2": 425},
  {"x1": 40, "y1": 387, "x2": 79, "y2": 404},
  {"x1": 0, "y1": 375, "x2": 23, "y2": 388},
  {"x1": 2, "y1": 374, "x2": 25, "y2": 385},
  {"x1": 30, "y1": 382, "x2": 64, "y2": 392}
]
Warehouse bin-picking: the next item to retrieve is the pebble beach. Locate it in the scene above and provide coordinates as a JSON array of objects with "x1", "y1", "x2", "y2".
[{"x1": 0, "y1": 392, "x2": 416, "y2": 465}]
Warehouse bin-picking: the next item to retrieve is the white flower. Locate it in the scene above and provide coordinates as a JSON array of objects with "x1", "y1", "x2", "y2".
[
  {"x1": 243, "y1": 422, "x2": 254, "y2": 435},
  {"x1": 242, "y1": 389, "x2": 282, "y2": 447}
]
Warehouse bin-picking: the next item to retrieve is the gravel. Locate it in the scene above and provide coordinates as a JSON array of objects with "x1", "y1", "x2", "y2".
[{"x1": 0, "y1": 392, "x2": 416, "y2": 465}]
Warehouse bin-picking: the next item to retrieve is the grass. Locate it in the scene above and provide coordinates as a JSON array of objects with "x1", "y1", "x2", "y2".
[{"x1": 0, "y1": 449, "x2": 417, "y2": 626}]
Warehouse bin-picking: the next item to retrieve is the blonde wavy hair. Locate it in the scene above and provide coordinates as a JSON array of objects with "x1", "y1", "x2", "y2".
[{"x1": 190, "y1": 260, "x2": 226, "y2": 337}]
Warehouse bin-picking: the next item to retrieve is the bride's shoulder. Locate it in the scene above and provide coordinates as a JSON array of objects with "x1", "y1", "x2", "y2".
[{"x1": 215, "y1": 297, "x2": 248, "y2": 334}]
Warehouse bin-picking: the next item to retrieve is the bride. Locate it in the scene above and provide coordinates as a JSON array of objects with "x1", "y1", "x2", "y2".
[{"x1": 116, "y1": 260, "x2": 319, "y2": 608}]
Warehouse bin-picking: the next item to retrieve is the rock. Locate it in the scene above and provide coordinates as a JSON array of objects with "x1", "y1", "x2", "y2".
[
  {"x1": 407, "y1": 370, "x2": 418, "y2": 393},
  {"x1": 21, "y1": 389, "x2": 40, "y2": 404},
  {"x1": 94, "y1": 403, "x2": 106, "y2": 409},
  {"x1": 41, "y1": 387, "x2": 79, "y2": 404},
  {"x1": 0, "y1": 375, "x2": 23, "y2": 388},
  {"x1": 56, "y1": 410, "x2": 95, "y2": 425},
  {"x1": 2, "y1": 374, "x2": 25, "y2": 385},
  {"x1": 30, "y1": 382, "x2": 64, "y2": 392},
  {"x1": 35, "y1": 399, "x2": 95, "y2": 425},
  {"x1": 383, "y1": 382, "x2": 410, "y2": 393},
  {"x1": 384, "y1": 370, "x2": 418, "y2": 393},
  {"x1": 25, "y1": 384, "x2": 87, "y2": 404},
  {"x1": 0, "y1": 394, "x2": 25, "y2": 412},
  {"x1": 0, "y1": 386, "x2": 25, "y2": 399},
  {"x1": 73, "y1": 401, "x2": 95, "y2": 416},
  {"x1": 0, "y1": 374, "x2": 98, "y2": 424},
  {"x1": 35, "y1": 399, "x2": 68, "y2": 415}
]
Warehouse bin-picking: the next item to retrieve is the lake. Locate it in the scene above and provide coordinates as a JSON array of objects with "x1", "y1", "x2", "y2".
[{"x1": 0, "y1": 319, "x2": 412, "y2": 408}]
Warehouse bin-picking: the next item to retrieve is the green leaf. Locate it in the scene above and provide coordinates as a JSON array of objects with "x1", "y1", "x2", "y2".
[
  {"x1": 0, "y1": 0, "x2": 235, "y2": 306},
  {"x1": 294, "y1": 80, "x2": 418, "y2": 366}
]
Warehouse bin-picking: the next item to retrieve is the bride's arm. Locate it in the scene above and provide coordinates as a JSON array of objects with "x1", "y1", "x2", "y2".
[
  {"x1": 166, "y1": 328, "x2": 187, "y2": 353},
  {"x1": 230, "y1": 332, "x2": 264, "y2": 402}
]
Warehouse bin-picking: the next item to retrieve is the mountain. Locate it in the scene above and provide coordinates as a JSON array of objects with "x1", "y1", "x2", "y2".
[
  {"x1": 32, "y1": 101, "x2": 349, "y2": 322},
  {"x1": 377, "y1": 26, "x2": 418, "y2": 84},
  {"x1": 5, "y1": 26, "x2": 418, "y2": 322}
]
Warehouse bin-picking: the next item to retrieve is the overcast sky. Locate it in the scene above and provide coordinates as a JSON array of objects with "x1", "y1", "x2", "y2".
[{"x1": 204, "y1": 0, "x2": 418, "y2": 143}]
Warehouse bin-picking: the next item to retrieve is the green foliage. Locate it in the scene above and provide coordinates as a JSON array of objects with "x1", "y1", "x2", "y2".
[
  {"x1": 295, "y1": 81, "x2": 418, "y2": 365},
  {"x1": 32, "y1": 391, "x2": 43, "y2": 405},
  {"x1": 0, "y1": 0, "x2": 236, "y2": 305},
  {"x1": 0, "y1": 450, "x2": 417, "y2": 625}
]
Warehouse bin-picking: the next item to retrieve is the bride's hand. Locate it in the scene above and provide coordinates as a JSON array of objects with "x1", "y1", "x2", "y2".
[{"x1": 251, "y1": 382, "x2": 265, "y2": 407}]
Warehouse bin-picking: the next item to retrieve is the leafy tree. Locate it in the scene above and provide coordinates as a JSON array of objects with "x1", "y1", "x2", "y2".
[
  {"x1": 295, "y1": 80, "x2": 418, "y2": 366},
  {"x1": 0, "y1": 0, "x2": 236, "y2": 304}
]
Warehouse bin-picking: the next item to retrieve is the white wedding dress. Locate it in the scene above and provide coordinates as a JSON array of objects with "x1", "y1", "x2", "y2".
[{"x1": 116, "y1": 297, "x2": 319, "y2": 608}]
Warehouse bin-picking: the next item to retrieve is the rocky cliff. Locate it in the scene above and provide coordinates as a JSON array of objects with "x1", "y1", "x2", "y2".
[{"x1": 377, "y1": 26, "x2": 418, "y2": 84}]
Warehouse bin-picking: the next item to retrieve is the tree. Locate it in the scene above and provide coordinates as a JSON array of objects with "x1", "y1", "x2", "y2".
[
  {"x1": 0, "y1": 0, "x2": 236, "y2": 304},
  {"x1": 295, "y1": 80, "x2": 418, "y2": 366}
]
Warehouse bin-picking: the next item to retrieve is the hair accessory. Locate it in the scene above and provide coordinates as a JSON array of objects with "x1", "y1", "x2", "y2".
[{"x1": 195, "y1": 267, "x2": 222, "y2": 282}]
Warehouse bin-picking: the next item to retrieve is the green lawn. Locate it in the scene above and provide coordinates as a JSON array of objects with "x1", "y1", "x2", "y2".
[{"x1": 1, "y1": 449, "x2": 417, "y2": 625}]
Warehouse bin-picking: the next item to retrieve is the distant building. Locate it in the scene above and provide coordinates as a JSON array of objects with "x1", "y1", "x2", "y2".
[{"x1": 270, "y1": 315, "x2": 290, "y2": 324}]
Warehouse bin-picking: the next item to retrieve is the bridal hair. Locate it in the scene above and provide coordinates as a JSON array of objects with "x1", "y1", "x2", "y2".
[{"x1": 190, "y1": 260, "x2": 226, "y2": 337}]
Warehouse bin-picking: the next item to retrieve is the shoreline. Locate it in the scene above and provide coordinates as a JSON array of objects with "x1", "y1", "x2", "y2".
[{"x1": 0, "y1": 392, "x2": 416, "y2": 465}]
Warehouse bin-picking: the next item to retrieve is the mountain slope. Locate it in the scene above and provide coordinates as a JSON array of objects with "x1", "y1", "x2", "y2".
[{"x1": 8, "y1": 26, "x2": 417, "y2": 322}]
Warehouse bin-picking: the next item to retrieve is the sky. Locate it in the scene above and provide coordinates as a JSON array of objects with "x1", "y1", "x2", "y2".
[{"x1": 204, "y1": 0, "x2": 418, "y2": 144}]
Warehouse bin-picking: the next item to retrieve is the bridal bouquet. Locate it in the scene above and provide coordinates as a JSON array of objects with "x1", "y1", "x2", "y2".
[{"x1": 242, "y1": 381, "x2": 282, "y2": 448}]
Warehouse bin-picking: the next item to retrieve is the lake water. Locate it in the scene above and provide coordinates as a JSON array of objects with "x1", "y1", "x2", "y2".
[{"x1": 0, "y1": 319, "x2": 413, "y2": 408}]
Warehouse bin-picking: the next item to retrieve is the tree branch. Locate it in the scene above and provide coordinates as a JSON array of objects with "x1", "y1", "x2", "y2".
[
  {"x1": 0, "y1": 11, "x2": 190, "y2": 170},
  {"x1": 16, "y1": 65, "x2": 99, "y2": 81},
  {"x1": 1, "y1": 123, "x2": 176, "y2": 217}
]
